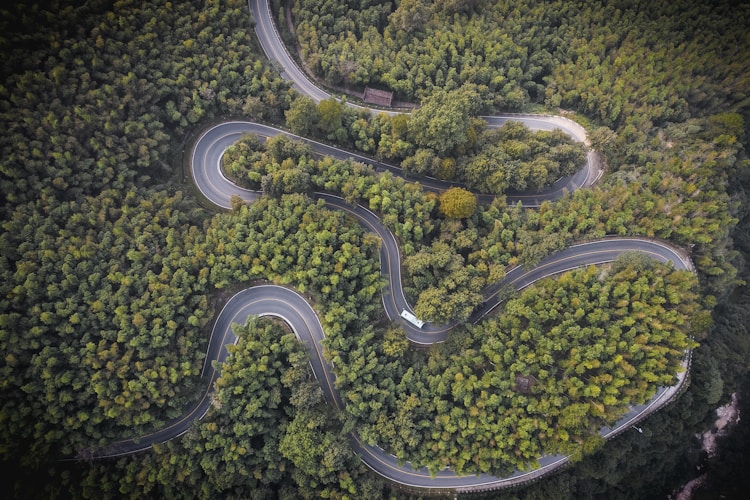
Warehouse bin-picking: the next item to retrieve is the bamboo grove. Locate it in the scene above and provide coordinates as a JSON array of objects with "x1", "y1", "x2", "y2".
[{"x1": 1, "y1": 0, "x2": 748, "y2": 498}]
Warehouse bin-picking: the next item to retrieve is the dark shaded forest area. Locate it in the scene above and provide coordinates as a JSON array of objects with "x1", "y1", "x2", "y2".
[{"x1": 1, "y1": 0, "x2": 749, "y2": 498}]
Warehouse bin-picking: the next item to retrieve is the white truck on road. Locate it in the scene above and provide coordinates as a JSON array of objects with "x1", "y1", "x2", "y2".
[{"x1": 400, "y1": 310, "x2": 425, "y2": 328}]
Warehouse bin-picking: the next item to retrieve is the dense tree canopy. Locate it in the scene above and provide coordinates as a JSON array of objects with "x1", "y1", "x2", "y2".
[
  {"x1": 76, "y1": 317, "x2": 385, "y2": 498},
  {"x1": 337, "y1": 256, "x2": 702, "y2": 476},
  {"x1": 291, "y1": 0, "x2": 749, "y2": 122},
  {"x1": 407, "y1": 84, "x2": 481, "y2": 155},
  {"x1": 1, "y1": 0, "x2": 748, "y2": 497},
  {"x1": 461, "y1": 121, "x2": 587, "y2": 193}
]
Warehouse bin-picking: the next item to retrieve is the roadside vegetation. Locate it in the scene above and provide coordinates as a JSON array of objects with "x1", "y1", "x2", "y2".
[
  {"x1": 221, "y1": 131, "x2": 704, "y2": 477},
  {"x1": 284, "y1": 88, "x2": 588, "y2": 193},
  {"x1": 0, "y1": 0, "x2": 748, "y2": 498},
  {"x1": 337, "y1": 256, "x2": 701, "y2": 476}
]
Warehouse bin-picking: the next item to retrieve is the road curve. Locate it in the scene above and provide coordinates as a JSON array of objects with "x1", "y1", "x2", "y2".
[
  {"x1": 188, "y1": 126, "x2": 692, "y2": 489},
  {"x1": 187, "y1": 122, "x2": 692, "y2": 489},
  {"x1": 248, "y1": 0, "x2": 601, "y2": 204},
  {"x1": 91, "y1": 1, "x2": 695, "y2": 492},
  {"x1": 89, "y1": 285, "x2": 342, "y2": 459},
  {"x1": 103, "y1": 124, "x2": 696, "y2": 488},
  {"x1": 190, "y1": 120, "x2": 693, "y2": 343}
]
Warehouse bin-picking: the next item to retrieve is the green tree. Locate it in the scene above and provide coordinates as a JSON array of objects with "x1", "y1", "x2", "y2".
[
  {"x1": 389, "y1": 0, "x2": 431, "y2": 34},
  {"x1": 317, "y1": 97, "x2": 347, "y2": 142},
  {"x1": 286, "y1": 96, "x2": 321, "y2": 137},
  {"x1": 408, "y1": 85, "x2": 480, "y2": 155},
  {"x1": 439, "y1": 187, "x2": 477, "y2": 219}
]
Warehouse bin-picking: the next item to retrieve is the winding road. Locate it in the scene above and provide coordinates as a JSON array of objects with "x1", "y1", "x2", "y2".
[{"x1": 92, "y1": 0, "x2": 695, "y2": 493}]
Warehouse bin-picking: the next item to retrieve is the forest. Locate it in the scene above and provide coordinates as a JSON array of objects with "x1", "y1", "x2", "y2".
[
  {"x1": 222, "y1": 134, "x2": 702, "y2": 476},
  {"x1": 0, "y1": 0, "x2": 748, "y2": 498},
  {"x1": 282, "y1": 85, "x2": 588, "y2": 194}
]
